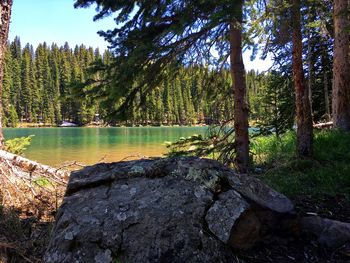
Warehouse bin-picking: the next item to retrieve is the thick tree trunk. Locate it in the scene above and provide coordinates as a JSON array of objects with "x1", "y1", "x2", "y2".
[
  {"x1": 332, "y1": 0, "x2": 350, "y2": 130},
  {"x1": 0, "y1": 0, "x2": 13, "y2": 149},
  {"x1": 292, "y1": 0, "x2": 313, "y2": 157},
  {"x1": 230, "y1": 0, "x2": 249, "y2": 173}
]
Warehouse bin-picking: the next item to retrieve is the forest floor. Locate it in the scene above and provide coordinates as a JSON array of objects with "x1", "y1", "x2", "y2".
[
  {"x1": 1, "y1": 194, "x2": 348, "y2": 262},
  {"x1": 247, "y1": 130, "x2": 350, "y2": 262},
  {"x1": 0, "y1": 130, "x2": 349, "y2": 262},
  {"x1": 236, "y1": 194, "x2": 350, "y2": 263}
]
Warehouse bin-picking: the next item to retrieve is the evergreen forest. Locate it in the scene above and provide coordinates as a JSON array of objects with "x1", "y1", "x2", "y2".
[
  {"x1": 2, "y1": 34, "x2": 331, "y2": 131},
  {"x1": 1, "y1": 0, "x2": 350, "y2": 262}
]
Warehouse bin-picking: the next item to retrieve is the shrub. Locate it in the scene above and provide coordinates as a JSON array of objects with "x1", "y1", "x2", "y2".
[{"x1": 4, "y1": 135, "x2": 34, "y2": 155}]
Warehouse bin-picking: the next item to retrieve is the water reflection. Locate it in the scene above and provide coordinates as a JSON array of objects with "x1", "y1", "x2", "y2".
[{"x1": 3, "y1": 127, "x2": 207, "y2": 166}]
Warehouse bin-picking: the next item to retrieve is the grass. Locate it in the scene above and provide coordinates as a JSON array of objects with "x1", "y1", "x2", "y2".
[
  {"x1": 34, "y1": 176, "x2": 55, "y2": 188},
  {"x1": 251, "y1": 130, "x2": 350, "y2": 198}
]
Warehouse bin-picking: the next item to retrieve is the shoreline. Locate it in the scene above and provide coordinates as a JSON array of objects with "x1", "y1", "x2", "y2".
[{"x1": 4, "y1": 123, "x2": 211, "y2": 129}]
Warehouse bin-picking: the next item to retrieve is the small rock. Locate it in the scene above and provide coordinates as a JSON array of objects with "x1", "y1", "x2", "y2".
[
  {"x1": 205, "y1": 190, "x2": 250, "y2": 244},
  {"x1": 94, "y1": 249, "x2": 112, "y2": 263},
  {"x1": 227, "y1": 173, "x2": 294, "y2": 213}
]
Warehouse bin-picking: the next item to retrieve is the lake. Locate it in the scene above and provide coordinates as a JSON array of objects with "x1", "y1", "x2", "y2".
[{"x1": 3, "y1": 127, "x2": 208, "y2": 167}]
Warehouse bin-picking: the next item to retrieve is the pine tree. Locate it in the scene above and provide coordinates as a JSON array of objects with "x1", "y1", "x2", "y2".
[
  {"x1": 2, "y1": 47, "x2": 12, "y2": 127},
  {"x1": 181, "y1": 74, "x2": 196, "y2": 125},
  {"x1": 292, "y1": 0, "x2": 313, "y2": 157},
  {"x1": 59, "y1": 44, "x2": 72, "y2": 121},
  {"x1": 332, "y1": 0, "x2": 350, "y2": 130},
  {"x1": 12, "y1": 55, "x2": 22, "y2": 119},
  {"x1": 75, "y1": 0, "x2": 250, "y2": 171},
  {"x1": 21, "y1": 44, "x2": 33, "y2": 122},
  {"x1": 162, "y1": 78, "x2": 173, "y2": 125},
  {"x1": 29, "y1": 44, "x2": 39, "y2": 122},
  {"x1": 257, "y1": 72, "x2": 295, "y2": 137},
  {"x1": 0, "y1": 0, "x2": 13, "y2": 146},
  {"x1": 8, "y1": 104, "x2": 19, "y2": 127},
  {"x1": 50, "y1": 44, "x2": 62, "y2": 124}
]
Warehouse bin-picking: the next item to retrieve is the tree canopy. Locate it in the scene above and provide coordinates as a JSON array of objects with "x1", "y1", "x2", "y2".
[{"x1": 74, "y1": 0, "x2": 244, "y2": 117}]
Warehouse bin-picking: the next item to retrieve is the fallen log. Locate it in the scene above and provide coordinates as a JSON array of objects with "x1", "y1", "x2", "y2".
[
  {"x1": 313, "y1": 121, "x2": 333, "y2": 129},
  {"x1": 0, "y1": 150, "x2": 68, "y2": 183},
  {"x1": 0, "y1": 150, "x2": 69, "y2": 219}
]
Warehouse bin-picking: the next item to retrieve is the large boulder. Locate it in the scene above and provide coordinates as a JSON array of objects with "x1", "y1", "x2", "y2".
[
  {"x1": 302, "y1": 216, "x2": 350, "y2": 248},
  {"x1": 45, "y1": 157, "x2": 294, "y2": 263}
]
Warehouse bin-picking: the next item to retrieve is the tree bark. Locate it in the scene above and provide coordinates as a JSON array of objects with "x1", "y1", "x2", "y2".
[
  {"x1": 0, "y1": 149, "x2": 68, "y2": 182},
  {"x1": 0, "y1": 0, "x2": 13, "y2": 149},
  {"x1": 230, "y1": 0, "x2": 249, "y2": 173},
  {"x1": 332, "y1": 0, "x2": 350, "y2": 130},
  {"x1": 322, "y1": 48, "x2": 331, "y2": 121},
  {"x1": 292, "y1": 0, "x2": 313, "y2": 157},
  {"x1": 307, "y1": 14, "x2": 315, "y2": 116},
  {"x1": 307, "y1": 40, "x2": 314, "y2": 117}
]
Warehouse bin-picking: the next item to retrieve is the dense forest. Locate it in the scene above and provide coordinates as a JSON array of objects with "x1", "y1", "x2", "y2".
[
  {"x1": 2, "y1": 36, "x2": 330, "y2": 130},
  {"x1": 2, "y1": 37, "x2": 259, "y2": 127},
  {"x1": 2, "y1": 38, "x2": 107, "y2": 127}
]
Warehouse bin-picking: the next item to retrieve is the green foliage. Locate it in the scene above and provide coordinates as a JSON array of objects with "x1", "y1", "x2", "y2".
[
  {"x1": 165, "y1": 126, "x2": 240, "y2": 167},
  {"x1": 3, "y1": 38, "x2": 103, "y2": 126},
  {"x1": 7, "y1": 105, "x2": 19, "y2": 127},
  {"x1": 252, "y1": 130, "x2": 350, "y2": 197},
  {"x1": 251, "y1": 131, "x2": 296, "y2": 166},
  {"x1": 4, "y1": 135, "x2": 34, "y2": 155},
  {"x1": 165, "y1": 134, "x2": 215, "y2": 158},
  {"x1": 254, "y1": 71, "x2": 295, "y2": 137},
  {"x1": 168, "y1": 130, "x2": 350, "y2": 198},
  {"x1": 74, "y1": 0, "x2": 244, "y2": 120},
  {"x1": 34, "y1": 177, "x2": 54, "y2": 188},
  {"x1": 4, "y1": 38, "x2": 242, "y2": 126}
]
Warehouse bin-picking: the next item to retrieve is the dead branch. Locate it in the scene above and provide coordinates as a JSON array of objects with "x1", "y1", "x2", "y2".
[
  {"x1": 0, "y1": 150, "x2": 68, "y2": 181},
  {"x1": 0, "y1": 150, "x2": 69, "y2": 219},
  {"x1": 97, "y1": 155, "x2": 107, "y2": 163},
  {"x1": 55, "y1": 160, "x2": 86, "y2": 171},
  {"x1": 313, "y1": 121, "x2": 333, "y2": 129},
  {"x1": 119, "y1": 154, "x2": 149, "y2": 162}
]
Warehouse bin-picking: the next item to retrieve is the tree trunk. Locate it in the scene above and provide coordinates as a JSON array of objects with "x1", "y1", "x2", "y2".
[
  {"x1": 322, "y1": 48, "x2": 331, "y2": 121},
  {"x1": 307, "y1": 20, "x2": 314, "y2": 116},
  {"x1": 230, "y1": 0, "x2": 249, "y2": 173},
  {"x1": 332, "y1": 0, "x2": 350, "y2": 130},
  {"x1": 0, "y1": 0, "x2": 13, "y2": 149},
  {"x1": 307, "y1": 42, "x2": 314, "y2": 117},
  {"x1": 292, "y1": 0, "x2": 313, "y2": 157},
  {"x1": 0, "y1": 149, "x2": 68, "y2": 182}
]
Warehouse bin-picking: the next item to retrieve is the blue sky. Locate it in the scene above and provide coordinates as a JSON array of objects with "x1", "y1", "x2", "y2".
[
  {"x1": 9, "y1": 0, "x2": 272, "y2": 71},
  {"x1": 9, "y1": 0, "x2": 115, "y2": 50}
]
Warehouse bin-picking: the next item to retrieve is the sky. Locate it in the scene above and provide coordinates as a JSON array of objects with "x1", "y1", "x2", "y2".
[
  {"x1": 9, "y1": 0, "x2": 115, "y2": 50},
  {"x1": 9, "y1": 0, "x2": 272, "y2": 71}
]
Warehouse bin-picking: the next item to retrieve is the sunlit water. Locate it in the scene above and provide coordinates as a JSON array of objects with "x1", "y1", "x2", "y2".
[{"x1": 3, "y1": 127, "x2": 207, "y2": 166}]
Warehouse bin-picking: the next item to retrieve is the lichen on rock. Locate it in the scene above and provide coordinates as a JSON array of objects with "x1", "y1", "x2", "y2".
[{"x1": 45, "y1": 157, "x2": 294, "y2": 263}]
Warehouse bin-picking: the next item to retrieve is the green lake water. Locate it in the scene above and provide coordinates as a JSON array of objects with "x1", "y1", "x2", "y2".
[{"x1": 3, "y1": 127, "x2": 207, "y2": 166}]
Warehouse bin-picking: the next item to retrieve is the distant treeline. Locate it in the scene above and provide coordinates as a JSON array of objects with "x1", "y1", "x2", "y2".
[
  {"x1": 2, "y1": 37, "x2": 329, "y2": 129},
  {"x1": 1, "y1": 37, "x2": 243, "y2": 127},
  {"x1": 3, "y1": 37, "x2": 107, "y2": 127}
]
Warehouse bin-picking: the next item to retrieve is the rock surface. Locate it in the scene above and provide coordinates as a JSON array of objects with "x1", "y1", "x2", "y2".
[
  {"x1": 302, "y1": 216, "x2": 350, "y2": 248},
  {"x1": 45, "y1": 157, "x2": 294, "y2": 263}
]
